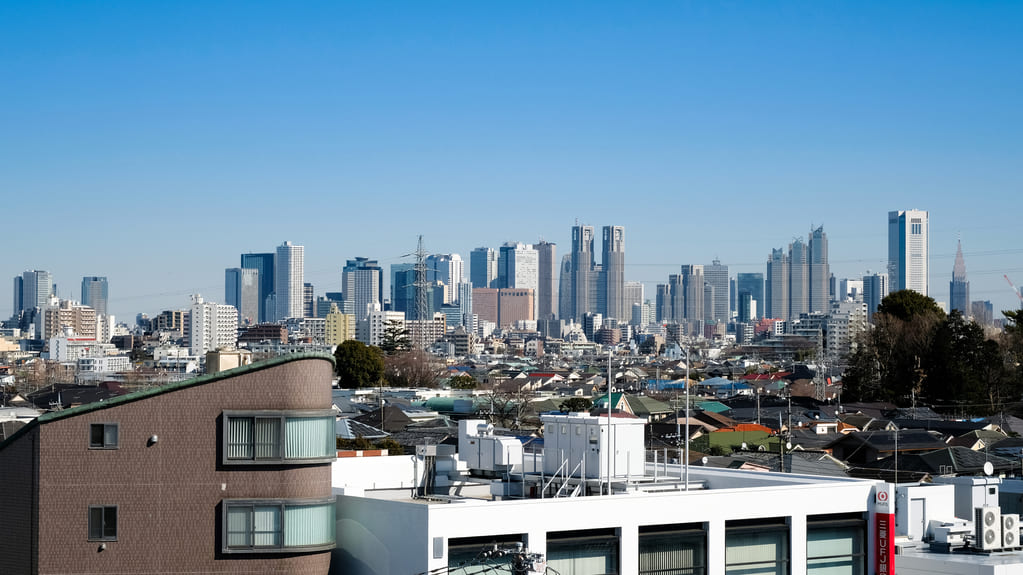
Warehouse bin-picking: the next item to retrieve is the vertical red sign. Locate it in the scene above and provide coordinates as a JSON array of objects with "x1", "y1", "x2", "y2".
[{"x1": 875, "y1": 513, "x2": 894, "y2": 575}]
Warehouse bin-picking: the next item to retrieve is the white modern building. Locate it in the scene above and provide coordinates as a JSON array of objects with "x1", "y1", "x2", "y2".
[
  {"x1": 189, "y1": 294, "x2": 238, "y2": 355},
  {"x1": 357, "y1": 308, "x2": 405, "y2": 347},
  {"x1": 275, "y1": 240, "x2": 305, "y2": 320},
  {"x1": 77, "y1": 355, "x2": 131, "y2": 375},
  {"x1": 333, "y1": 413, "x2": 886, "y2": 575},
  {"x1": 49, "y1": 334, "x2": 113, "y2": 362},
  {"x1": 888, "y1": 209, "x2": 929, "y2": 296}
]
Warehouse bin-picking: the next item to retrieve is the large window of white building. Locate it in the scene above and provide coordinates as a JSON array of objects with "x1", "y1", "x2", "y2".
[
  {"x1": 639, "y1": 523, "x2": 706, "y2": 575},
  {"x1": 547, "y1": 528, "x2": 619, "y2": 575},
  {"x1": 807, "y1": 514, "x2": 866, "y2": 575},
  {"x1": 725, "y1": 519, "x2": 789, "y2": 575}
]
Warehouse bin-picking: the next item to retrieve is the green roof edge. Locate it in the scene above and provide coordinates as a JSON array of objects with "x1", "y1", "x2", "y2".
[{"x1": 0, "y1": 352, "x2": 336, "y2": 453}]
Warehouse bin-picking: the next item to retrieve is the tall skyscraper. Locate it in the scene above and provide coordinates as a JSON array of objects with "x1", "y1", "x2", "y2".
[
  {"x1": 788, "y1": 239, "x2": 809, "y2": 321},
  {"x1": 390, "y1": 263, "x2": 416, "y2": 315},
  {"x1": 888, "y1": 209, "x2": 929, "y2": 296},
  {"x1": 11, "y1": 276, "x2": 22, "y2": 321},
  {"x1": 766, "y1": 249, "x2": 789, "y2": 321},
  {"x1": 497, "y1": 243, "x2": 539, "y2": 291},
  {"x1": 680, "y1": 265, "x2": 705, "y2": 322},
  {"x1": 737, "y1": 292, "x2": 755, "y2": 324},
  {"x1": 342, "y1": 257, "x2": 383, "y2": 320},
  {"x1": 426, "y1": 253, "x2": 465, "y2": 303},
  {"x1": 808, "y1": 226, "x2": 830, "y2": 313},
  {"x1": 225, "y1": 268, "x2": 260, "y2": 325},
  {"x1": 566, "y1": 225, "x2": 595, "y2": 322},
  {"x1": 704, "y1": 259, "x2": 729, "y2": 323},
  {"x1": 535, "y1": 240, "x2": 557, "y2": 320},
  {"x1": 950, "y1": 240, "x2": 970, "y2": 316},
  {"x1": 601, "y1": 226, "x2": 625, "y2": 321},
  {"x1": 81, "y1": 276, "x2": 109, "y2": 317},
  {"x1": 274, "y1": 241, "x2": 305, "y2": 321},
  {"x1": 469, "y1": 247, "x2": 498, "y2": 289},
  {"x1": 862, "y1": 273, "x2": 889, "y2": 323},
  {"x1": 240, "y1": 252, "x2": 275, "y2": 323},
  {"x1": 557, "y1": 254, "x2": 573, "y2": 320},
  {"x1": 623, "y1": 281, "x2": 643, "y2": 323},
  {"x1": 303, "y1": 283, "x2": 315, "y2": 318},
  {"x1": 736, "y1": 273, "x2": 764, "y2": 321},
  {"x1": 14, "y1": 270, "x2": 52, "y2": 315}
]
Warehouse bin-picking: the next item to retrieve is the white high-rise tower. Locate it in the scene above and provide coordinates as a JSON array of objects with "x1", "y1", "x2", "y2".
[
  {"x1": 275, "y1": 241, "x2": 305, "y2": 320},
  {"x1": 888, "y1": 210, "x2": 929, "y2": 296}
]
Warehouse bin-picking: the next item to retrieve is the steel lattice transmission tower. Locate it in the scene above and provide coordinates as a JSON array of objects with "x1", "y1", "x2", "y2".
[{"x1": 413, "y1": 235, "x2": 430, "y2": 349}]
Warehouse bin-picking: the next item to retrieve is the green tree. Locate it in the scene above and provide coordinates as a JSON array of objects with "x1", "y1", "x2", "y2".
[
  {"x1": 378, "y1": 319, "x2": 411, "y2": 356},
  {"x1": 877, "y1": 289, "x2": 945, "y2": 322},
  {"x1": 374, "y1": 438, "x2": 405, "y2": 455},
  {"x1": 334, "y1": 340, "x2": 385, "y2": 389},
  {"x1": 449, "y1": 374, "x2": 478, "y2": 389},
  {"x1": 925, "y1": 311, "x2": 993, "y2": 410},
  {"x1": 843, "y1": 290, "x2": 944, "y2": 403},
  {"x1": 559, "y1": 396, "x2": 593, "y2": 413}
]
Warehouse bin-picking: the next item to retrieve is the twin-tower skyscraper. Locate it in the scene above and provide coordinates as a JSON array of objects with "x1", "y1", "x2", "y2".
[{"x1": 558, "y1": 224, "x2": 626, "y2": 322}]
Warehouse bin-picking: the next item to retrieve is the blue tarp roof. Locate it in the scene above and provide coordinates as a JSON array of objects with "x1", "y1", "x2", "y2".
[{"x1": 646, "y1": 378, "x2": 686, "y2": 391}]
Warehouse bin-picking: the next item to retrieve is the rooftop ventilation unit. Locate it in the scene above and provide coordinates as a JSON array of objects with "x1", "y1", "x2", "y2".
[
  {"x1": 975, "y1": 506, "x2": 1002, "y2": 551},
  {"x1": 1003, "y1": 514, "x2": 1020, "y2": 548}
]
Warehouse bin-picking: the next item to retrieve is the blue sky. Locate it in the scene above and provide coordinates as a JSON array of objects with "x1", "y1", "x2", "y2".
[{"x1": 2, "y1": 2, "x2": 1021, "y2": 320}]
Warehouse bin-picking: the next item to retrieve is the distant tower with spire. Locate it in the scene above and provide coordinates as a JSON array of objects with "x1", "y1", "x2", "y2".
[{"x1": 949, "y1": 239, "x2": 970, "y2": 317}]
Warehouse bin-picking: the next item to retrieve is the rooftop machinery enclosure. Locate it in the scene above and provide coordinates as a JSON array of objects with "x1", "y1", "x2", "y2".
[{"x1": 541, "y1": 413, "x2": 645, "y2": 479}]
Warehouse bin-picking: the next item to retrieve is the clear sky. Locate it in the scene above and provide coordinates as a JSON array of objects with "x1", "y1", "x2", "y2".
[{"x1": 2, "y1": 1, "x2": 1021, "y2": 321}]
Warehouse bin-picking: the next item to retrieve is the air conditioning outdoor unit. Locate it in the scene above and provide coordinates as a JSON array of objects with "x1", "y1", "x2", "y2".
[
  {"x1": 975, "y1": 506, "x2": 1002, "y2": 550},
  {"x1": 1003, "y1": 514, "x2": 1020, "y2": 548}
]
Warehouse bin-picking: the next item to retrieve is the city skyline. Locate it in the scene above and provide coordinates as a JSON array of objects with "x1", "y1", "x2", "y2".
[
  {"x1": 2, "y1": 3, "x2": 1021, "y2": 319},
  {"x1": 4, "y1": 217, "x2": 1020, "y2": 323}
]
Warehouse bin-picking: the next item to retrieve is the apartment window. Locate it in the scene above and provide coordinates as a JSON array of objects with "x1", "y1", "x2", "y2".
[
  {"x1": 88, "y1": 505, "x2": 117, "y2": 541},
  {"x1": 223, "y1": 411, "x2": 335, "y2": 465},
  {"x1": 89, "y1": 423, "x2": 119, "y2": 449},
  {"x1": 223, "y1": 498, "x2": 335, "y2": 553}
]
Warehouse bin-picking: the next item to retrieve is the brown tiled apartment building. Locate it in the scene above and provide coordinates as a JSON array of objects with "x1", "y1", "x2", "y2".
[{"x1": 0, "y1": 353, "x2": 336, "y2": 574}]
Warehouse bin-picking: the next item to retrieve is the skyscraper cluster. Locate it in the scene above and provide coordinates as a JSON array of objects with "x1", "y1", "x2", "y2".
[
  {"x1": 558, "y1": 224, "x2": 627, "y2": 323},
  {"x1": 228, "y1": 241, "x2": 305, "y2": 325},
  {"x1": 765, "y1": 226, "x2": 830, "y2": 323}
]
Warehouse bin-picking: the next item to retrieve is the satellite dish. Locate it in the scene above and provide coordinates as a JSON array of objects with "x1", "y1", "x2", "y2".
[
  {"x1": 758, "y1": 445, "x2": 767, "y2": 451},
  {"x1": 984, "y1": 461, "x2": 994, "y2": 476},
  {"x1": 701, "y1": 456, "x2": 709, "y2": 465},
  {"x1": 741, "y1": 442, "x2": 748, "y2": 450},
  {"x1": 786, "y1": 442, "x2": 793, "y2": 450}
]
